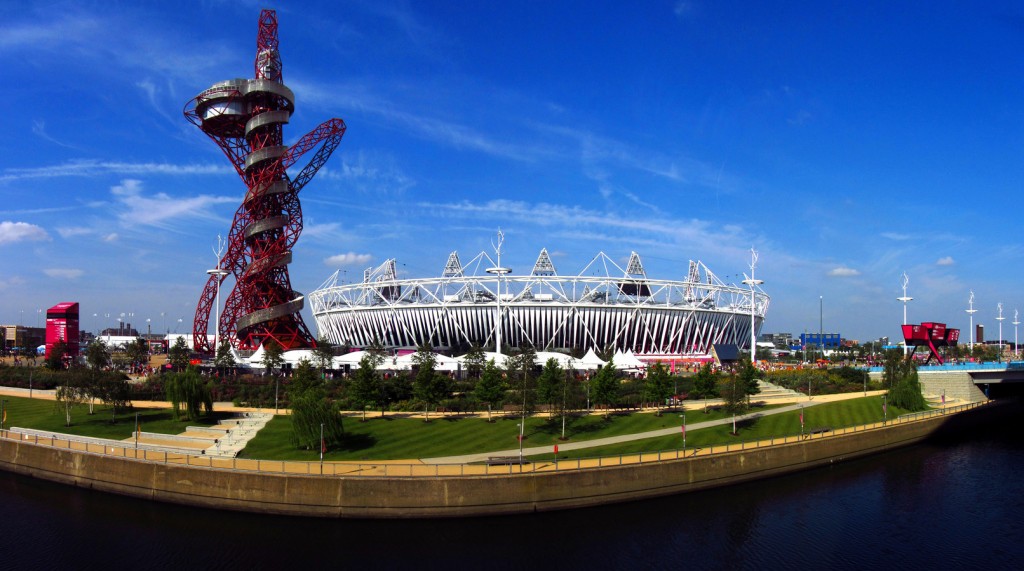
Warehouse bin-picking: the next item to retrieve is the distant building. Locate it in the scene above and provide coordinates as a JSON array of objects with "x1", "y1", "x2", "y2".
[
  {"x1": 800, "y1": 332, "x2": 842, "y2": 350},
  {"x1": 976, "y1": 324, "x2": 984, "y2": 344}
]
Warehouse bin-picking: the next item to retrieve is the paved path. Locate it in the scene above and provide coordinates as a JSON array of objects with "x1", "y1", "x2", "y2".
[{"x1": 419, "y1": 399, "x2": 835, "y2": 466}]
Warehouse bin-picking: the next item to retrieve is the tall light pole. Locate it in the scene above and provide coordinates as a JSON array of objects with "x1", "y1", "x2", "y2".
[
  {"x1": 897, "y1": 272, "x2": 912, "y2": 357},
  {"x1": 966, "y1": 291, "x2": 977, "y2": 352},
  {"x1": 996, "y1": 303, "x2": 1005, "y2": 363},
  {"x1": 206, "y1": 234, "x2": 229, "y2": 356},
  {"x1": 1013, "y1": 309, "x2": 1020, "y2": 360},
  {"x1": 485, "y1": 229, "x2": 510, "y2": 355},
  {"x1": 741, "y1": 247, "x2": 763, "y2": 363},
  {"x1": 819, "y1": 295, "x2": 824, "y2": 363}
]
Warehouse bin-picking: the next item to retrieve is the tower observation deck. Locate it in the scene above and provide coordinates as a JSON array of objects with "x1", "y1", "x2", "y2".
[{"x1": 184, "y1": 10, "x2": 346, "y2": 352}]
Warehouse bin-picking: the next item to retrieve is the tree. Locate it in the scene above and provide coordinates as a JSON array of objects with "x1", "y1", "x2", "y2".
[
  {"x1": 463, "y1": 343, "x2": 486, "y2": 381},
  {"x1": 412, "y1": 344, "x2": 450, "y2": 422},
  {"x1": 883, "y1": 349, "x2": 926, "y2": 411},
  {"x1": 125, "y1": 338, "x2": 150, "y2": 373},
  {"x1": 165, "y1": 366, "x2": 213, "y2": 421},
  {"x1": 720, "y1": 372, "x2": 748, "y2": 435},
  {"x1": 290, "y1": 385, "x2": 344, "y2": 451},
  {"x1": 85, "y1": 339, "x2": 111, "y2": 371},
  {"x1": 312, "y1": 335, "x2": 335, "y2": 379},
  {"x1": 45, "y1": 339, "x2": 68, "y2": 370},
  {"x1": 506, "y1": 344, "x2": 538, "y2": 414},
  {"x1": 691, "y1": 363, "x2": 719, "y2": 413},
  {"x1": 473, "y1": 358, "x2": 506, "y2": 422},
  {"x1": 261, "y1": 339, "x2": 285, "y2": 413},
  {"x1": 168, "y1": 337, "x2": 190, "y2": 371},
  {"x1": 214, "y1": 338, "x2": 236, "y2": 372},
  {"x1": 350, "y1": 352, "x2": 383, "y2": 420},
  {"x1": 288, "y1": 359, "x2": 321, "y2": 397},
  {"x1": 536, "y1": 357, "x2": 564, "y2": 411},
  {"x1": 736, "y1": 358, "x2": 763, "y2": 406},
  {"x1": 642, "y1": 362, "x2": 673, "y2": 415},
  {"x1": 589, "y1": 358, "x2": 619, "y2": 417},
  {"x1": 54, "y1": 369, "x2": 87, "y2": 426}
]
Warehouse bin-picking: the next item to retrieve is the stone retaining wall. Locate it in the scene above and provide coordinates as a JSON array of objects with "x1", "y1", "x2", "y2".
[{"x1": 0, "y1": 408, "x2": 986, "y2": 518}]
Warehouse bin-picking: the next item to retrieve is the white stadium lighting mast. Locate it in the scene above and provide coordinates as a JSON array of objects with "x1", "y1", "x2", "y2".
[
  {"x1": 897, "y1": 272, "x2": 913, "y2": 357},
  {"x1": 996, "y1": 303, "x2": 1005, "y2": 361},
  {"x1": 741, "y1": 247, "x2": 763, "y2": 363},
  {"x1": 485, "y1": 229, "x2": 511, "y2": 356},
  {"x1": 1013, "y1": 309, "x2": 1020, "y2": 360},
  {"x1": 966, "y1": 291, "x2": 977, "y2": 352},
  {"x1": 206, "y1": 234, "x2": 229, "y2": 354}
]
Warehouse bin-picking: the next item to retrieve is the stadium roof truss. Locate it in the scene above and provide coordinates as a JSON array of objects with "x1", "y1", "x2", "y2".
[{"x1": 309, "y1": 250, "x2": 769, "y2": 356}]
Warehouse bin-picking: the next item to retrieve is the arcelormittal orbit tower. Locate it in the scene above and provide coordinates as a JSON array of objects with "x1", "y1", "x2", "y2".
[{"x1": 184, "y1": 9, "x2": 346, "y2": 352}]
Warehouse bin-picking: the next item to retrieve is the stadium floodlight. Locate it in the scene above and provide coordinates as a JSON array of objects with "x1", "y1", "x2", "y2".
[{"x1": 741, "y1": 248, "x2": 763, "y2": 363}]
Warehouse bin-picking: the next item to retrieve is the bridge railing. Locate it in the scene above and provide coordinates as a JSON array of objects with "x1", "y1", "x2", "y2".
[{"x1": 0, "y1": 401, "x2": 988, "y2": 478}]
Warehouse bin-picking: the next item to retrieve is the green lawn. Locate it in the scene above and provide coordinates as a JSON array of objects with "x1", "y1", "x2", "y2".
[
  {"x1": 240, "y1": 404, "x2": 789, "y2": 461},
  {"x1": 0, "y1": 395, "x2": 229, "y2": 440},
  {"x1": 528, "y1": 396, "x2": 916, "y2": 460}
]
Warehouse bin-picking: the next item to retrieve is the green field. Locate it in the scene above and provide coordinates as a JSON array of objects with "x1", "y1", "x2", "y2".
[
  {"x1": 0, "y1": 395, "x2": 229, "y2": 440},
  {"x1": 0, "y1": 394, "x2": 914, "y2": 461}
]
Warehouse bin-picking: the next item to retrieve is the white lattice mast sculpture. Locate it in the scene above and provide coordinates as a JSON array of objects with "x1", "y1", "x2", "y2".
[
  {"x1": 742, "y1": 247, "x2": 764, "y2": 363},
  {"x1": 966, "y1": 291, "x2": 977, "y2": 352},
  {"x1": 897, "y1": 272, "x2": 912, "y2": 356},
  {"x1": 485, "y1": 229, "x2": 510, "y2": 355},
  {"x1": 996, "y1": 302, "x2": 1005, "y2": 360}
]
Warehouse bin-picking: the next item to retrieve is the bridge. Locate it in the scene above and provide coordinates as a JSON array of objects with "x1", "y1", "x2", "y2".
[{"x1": 868, "y1": 361, "x2": 1024, "y2": 402}]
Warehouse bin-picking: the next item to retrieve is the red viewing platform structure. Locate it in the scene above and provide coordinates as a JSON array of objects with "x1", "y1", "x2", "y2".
[{"x1": 901, "y1": 322, "x2": 960, "y2": 365}]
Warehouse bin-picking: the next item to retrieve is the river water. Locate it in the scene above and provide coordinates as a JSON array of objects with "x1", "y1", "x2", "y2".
[{"x1": 1, "y1": 406, "x2": 1022, "y2": 570}]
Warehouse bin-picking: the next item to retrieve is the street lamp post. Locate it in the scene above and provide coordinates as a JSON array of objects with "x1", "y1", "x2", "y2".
[
  {"x1": 741, "y1": 248, "x2": 763, "y2": 363},
  {"x1": 897, "y1": 272, "x2": 912, "y2": 357},
  {"x1": 966, "y1": 291, "x2": 977, "y2": 353},
  {"x1": 1013, "y1": 310, "x2": 1020, "y2": 360},
  {"x1": 819, "y1": 296, "x2": 824, "y2": 363},
  {"x1": 485, "y1": 229, "x2": 510, "y2": 356},
  {"x1": 996, "y1": 303, "x2": 1005, "y2": 363}
]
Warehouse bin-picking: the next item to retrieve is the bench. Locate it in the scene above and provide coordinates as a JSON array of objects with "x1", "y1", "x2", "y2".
[{"x1": 486, "y1": 456, "x2": 529, "y2": 466}]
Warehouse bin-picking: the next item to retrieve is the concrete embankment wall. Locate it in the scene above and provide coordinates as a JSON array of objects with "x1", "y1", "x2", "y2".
[{"x1": 0, "y1": 408, "x2": 989, "y2": 518}]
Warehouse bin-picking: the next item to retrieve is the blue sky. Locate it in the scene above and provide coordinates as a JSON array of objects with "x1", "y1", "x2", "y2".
[{"x1": 2, "y1": 0, "x2": 1023, "y2": 343}]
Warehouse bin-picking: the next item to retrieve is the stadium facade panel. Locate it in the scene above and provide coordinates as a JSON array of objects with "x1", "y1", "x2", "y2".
[{"x1": 309, "y1": 249, "x2": 769, "y2": 359}]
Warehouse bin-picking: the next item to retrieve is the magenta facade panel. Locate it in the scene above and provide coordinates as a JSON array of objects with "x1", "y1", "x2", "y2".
[{"x1": 45, "y1": 302, "x2": 80, "y2": 358}]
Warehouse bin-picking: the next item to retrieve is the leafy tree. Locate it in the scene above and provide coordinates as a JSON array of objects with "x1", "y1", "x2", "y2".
[
  {"x1": 125, "y1": 338, "x2": 150, "y2": 372},
  {"x1": 350, "y1": 352, "x2": 384, "y2": 420},
  {"x1": 474, "y1": 358, "x2": 506, "y2": 422},
  {"x1": 506, "y1": 344, "x2": 538, "y2": 414},
  {"x1": 86, "y1": 370, "x2": 133, "y2": 419},
  {"x1": 165, "y1": 366, "x2": 213, "y2": 421},
  {"x1": 45, "y1": 339, "x2": 68, "y2": 370},
  {"x1": 290, "y1": 385, "x2": 344, "y2": 451},
  {"x1": 261, "y1": 339, "x2": 285, "y2": 413},
  {"x1": 312, "y1": 335, "x2": 335, "y2": 378},
  {"x1": 720, "y1": 372, "x2": 748, "y2": 435},
  {"x1": 463, "y1": 343, "x2": 486, "y2": 381},
  {"x1": 589, "y1": 358, "x2": 619, "y2": 416},
  {"x1": 882, "y1": 350, "x2": 927, "y2": 411},
  {"x1": 54, "y1": 369, "x2": 87, "y2": 426},
  {"x1": 536, "y1": 357, "x2": 565, "y2": 410},
  {"x1": 412, "y1": 344, "x2": 450, "y2": 422},
  {"x1": 214, "y1": 338, "x2": 236, "y2": 372},
  {"x1": 691, "y1": 363, "x2": 719, "y2": 412},
  {"x1": 288, "y1": 359, "x2": 321, "y2": 397},
  {"x1": 642, "y1": 362, "x2": 673, "y2": 415},
  {"x1": 168, "y1": 337, "x2": 191, "y2": 371},
  {"x1": 85, "y1": 339, "x2": 111, "y2": 371},
  {"x1": 365, "y1": 337, "x2": 387, "y2": 358},
  {"x1": 736, "y1": 358, "x2": 763, "y2": 405}
]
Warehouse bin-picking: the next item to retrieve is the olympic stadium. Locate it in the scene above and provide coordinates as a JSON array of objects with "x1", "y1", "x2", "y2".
[{"x1": 308, "y1": 247, "x2": 769, "y2": 361}]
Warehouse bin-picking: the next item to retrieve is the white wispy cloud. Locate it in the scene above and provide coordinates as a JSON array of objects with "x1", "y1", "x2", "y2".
[
  {"x1": 316, "y1": 151, "x2": 416, "y2": 195},
  {"x1": 0, "y1": 221, "x2": 50, "y2": 245},
  {"x1": 936, "y1": 256, "x2": 954, "y2": 266},
  {"x1": 828, "y1": 267, "x2": 861, "y2": 277},
  {"x1": 110, "y1": 179, "x2": 235, "y2": 230},
  {"x1": 56, "y1": 226, "x2": 92, "y2": 238},
  {"x1": 325, "y1": 252, "x2": 374, "y2": 266},
  {"x1": 43, "y1": 268, "x2": 84, "y2": 279},
  {"x1": 0, "y1": 160, "x2": 231, "y2": 183},
  {"x1": 881, "y1": 232, "x2": 912, "y2": 241}
]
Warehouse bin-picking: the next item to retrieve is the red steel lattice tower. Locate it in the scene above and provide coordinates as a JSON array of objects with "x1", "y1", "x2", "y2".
[{"x1": 184, "y1": 10, "x2": 346, "y2": 352}]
